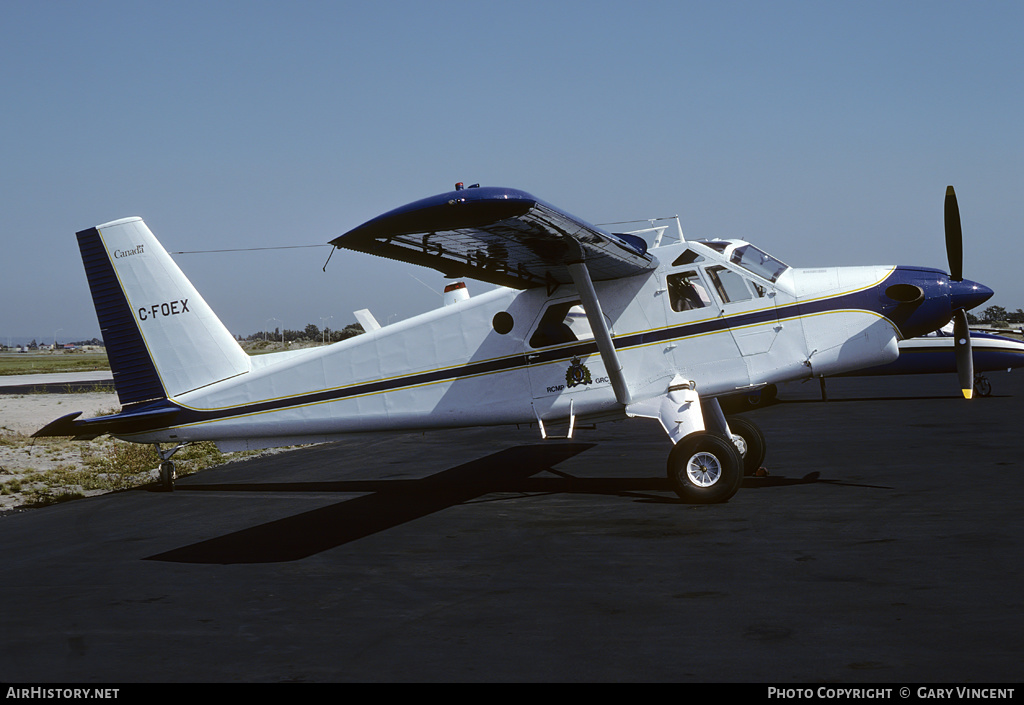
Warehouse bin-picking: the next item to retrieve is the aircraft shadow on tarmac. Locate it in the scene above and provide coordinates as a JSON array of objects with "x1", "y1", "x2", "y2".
[
  {"x1": 146, "y1": 443, "x2": 596, "y2": 565},
  {"x1": 144, "y1": 443, "x2": 884, "y2": 565}
]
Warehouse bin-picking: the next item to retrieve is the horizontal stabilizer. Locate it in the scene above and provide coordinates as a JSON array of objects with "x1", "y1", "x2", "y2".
[
  {"x1": 33, "y1": 402, "x2": 182, "y2": 440},
  {"x1": 331, "y1": 187, "x2": 657, "y2": 289}
]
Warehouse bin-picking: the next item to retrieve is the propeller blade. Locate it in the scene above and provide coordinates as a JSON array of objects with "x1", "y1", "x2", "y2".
[
  {"x1": 945, "y1": 185, "x2": 963, "y2": 282},
  {"x1": 952, "y1": 308, "x2": 974, "y2": 399}
]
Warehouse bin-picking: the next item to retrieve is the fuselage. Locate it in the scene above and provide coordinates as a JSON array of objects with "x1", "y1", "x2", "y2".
[{"x1": 121, "y1": 238, "x2": 966, "y2": 450}]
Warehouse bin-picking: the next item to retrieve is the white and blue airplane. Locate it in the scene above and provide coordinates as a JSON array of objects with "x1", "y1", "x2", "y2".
[
  {"x1": 844, "y1": 326, "x2": 1024, "y2": 395},
  {"x1": 740, "y1": 325, "x2": 1024, "y2": 405},
  {"x1": 36, "y1": 185, "x2": 993, "y2": 503}
]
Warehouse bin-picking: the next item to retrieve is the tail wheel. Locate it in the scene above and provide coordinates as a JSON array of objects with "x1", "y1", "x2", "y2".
[
  {"x1": 726, "y1": 415, "x2": 767, "y2": 475},
  {"x1": 667, "y1": 432, "x2": 743, "y2": 504},
  {"x1": 159, "y1": 461, "x2": 176, "y2": 492}
]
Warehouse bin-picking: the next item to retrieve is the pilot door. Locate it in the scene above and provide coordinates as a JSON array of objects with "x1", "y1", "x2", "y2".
[
  {"x1": 659, "y1": 265, "x2": 749, "y2": 387},
  {"x1": 702, "y1": 264, "x2": 782, "y2": 356}
]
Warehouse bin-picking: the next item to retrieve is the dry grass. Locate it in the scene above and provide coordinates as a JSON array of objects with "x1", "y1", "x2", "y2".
[{"x1": 0, "y1": 429, "x2": 248, "y2": 510}]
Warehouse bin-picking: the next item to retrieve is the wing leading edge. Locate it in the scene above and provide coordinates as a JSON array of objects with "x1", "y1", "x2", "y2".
[{"x1": 329, "y1": 186, "x2": 656, "y2": 289}]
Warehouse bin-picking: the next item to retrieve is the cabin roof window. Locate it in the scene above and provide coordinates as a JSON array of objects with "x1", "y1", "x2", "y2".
[
  {"x1": 693, "y1": 239, "x2": 731, "y2": 253},
  {"x1": 671, "y1": 249, "x2": 705, "y2": 267}
]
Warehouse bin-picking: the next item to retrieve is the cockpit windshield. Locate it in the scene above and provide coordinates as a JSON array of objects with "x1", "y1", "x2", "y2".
[{"x1": 729, "y1": 244, "x2": 789, "y2": 283}]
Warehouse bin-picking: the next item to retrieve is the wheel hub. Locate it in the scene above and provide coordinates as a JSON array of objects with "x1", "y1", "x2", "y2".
[{"x1": 687, "y1": 451, "x2": 722, "y2": 487}]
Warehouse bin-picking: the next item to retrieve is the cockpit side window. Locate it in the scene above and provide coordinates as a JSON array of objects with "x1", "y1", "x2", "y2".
[
  {"x1": 529, "y1": 301, "x2": 594, "y2": 348},
  {"x1": 706, "y1": 266, "x2": 754, "y2": 304},
  {"x1": 667, "y1": 271, "x2": 711, "y2": 312}
]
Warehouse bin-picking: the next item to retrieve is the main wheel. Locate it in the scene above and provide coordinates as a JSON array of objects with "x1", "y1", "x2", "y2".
[
  {"x1": 667, "y1": 432, "x2": 743, "y2": 503},
  {"x1": 726, "y1": 415, "x2": 767, "y2": 476},
  {"x1": 974, "y1": 374, "x2": 992, "y2": 397}
]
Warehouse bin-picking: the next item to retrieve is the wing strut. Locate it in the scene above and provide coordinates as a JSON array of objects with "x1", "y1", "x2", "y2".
[{"x1": 566, "y1": 260, "x2": 632, "y2": 406}]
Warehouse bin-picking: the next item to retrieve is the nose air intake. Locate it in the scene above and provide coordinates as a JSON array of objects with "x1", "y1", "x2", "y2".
[{"x1": 884, "y1": 283, "x2": 924, "y2": 304}]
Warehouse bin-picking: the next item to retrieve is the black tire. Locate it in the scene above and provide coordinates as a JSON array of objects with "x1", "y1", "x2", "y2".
[
  {"x1": 159, "y1": 461, "x2": 176, "y2": 492},
  {"x1": 667, "y1": 432, "x2": 743, "y2": 503},
  {"x1": 726, "y1": 415, "x2": 767, "y2": 476}
]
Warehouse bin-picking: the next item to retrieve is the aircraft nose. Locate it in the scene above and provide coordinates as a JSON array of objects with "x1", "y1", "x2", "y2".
[{"x1": 949, "y1": 279, "x2": 993, "y2": 312}]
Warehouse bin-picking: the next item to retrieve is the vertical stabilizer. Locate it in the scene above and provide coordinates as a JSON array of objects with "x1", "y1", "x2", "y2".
[{"x1": 77, "y1": 218, "x2": 250, "y2": 405}]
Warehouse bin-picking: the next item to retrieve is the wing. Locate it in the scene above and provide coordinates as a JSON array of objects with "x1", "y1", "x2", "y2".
[{"x1": 329, "y1": 186, "x2": 657, "y2": 289}]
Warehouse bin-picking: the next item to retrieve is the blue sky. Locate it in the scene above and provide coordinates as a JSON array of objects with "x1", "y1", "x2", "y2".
[{"x1": 3, "y1": 0, "x2": 1022, "y2": 343}]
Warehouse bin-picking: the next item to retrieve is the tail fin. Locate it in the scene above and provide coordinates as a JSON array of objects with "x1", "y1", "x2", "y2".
[{"x1": 77, "y1": 217, "x2": 250, "y2": 405}]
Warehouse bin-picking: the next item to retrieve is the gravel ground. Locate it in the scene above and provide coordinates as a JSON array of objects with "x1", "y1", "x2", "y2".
[
  {"x1": 0, "y1": 392, "x2": 119, "y2": 436},
  {"x1": 0, "y1": 393, "x2": 123, "y2": 511}
]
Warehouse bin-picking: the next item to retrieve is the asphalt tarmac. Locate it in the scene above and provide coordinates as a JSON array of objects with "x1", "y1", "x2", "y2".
[{"x1": 2, "y1": 372, "x2": 1022, "y2": 683}]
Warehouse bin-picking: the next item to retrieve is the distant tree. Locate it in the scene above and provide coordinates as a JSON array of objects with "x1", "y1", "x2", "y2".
[
  {"x1": 303, "y1": 323, "x2": 320, "y2": 341},
  {"x1": 328, "y1": 323, "x2": 365, "y2": 342},
  {"x1": 981, "y1": 305, "x2": 1007, "y2": 324}
]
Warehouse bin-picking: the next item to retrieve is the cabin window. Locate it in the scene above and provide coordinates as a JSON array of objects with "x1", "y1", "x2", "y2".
[
  {"x1": 667, "y1": 271, "x2": 711, "y2": 312},
  {"x1": 492, "y1": 311, "x2": 514, "y2": 335},
  {"x1": 529, "y1": 301, "x2": 594, "y2": 348}
]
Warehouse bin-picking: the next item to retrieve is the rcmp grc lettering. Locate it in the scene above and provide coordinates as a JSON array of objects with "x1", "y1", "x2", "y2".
[{"x1": 138, "y1": 299, "x2": 190, "y2": 321}]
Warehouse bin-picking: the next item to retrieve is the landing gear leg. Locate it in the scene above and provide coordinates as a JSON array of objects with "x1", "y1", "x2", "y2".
[
  {"x1": 625, "y1": 378, "x2": 748, "y2": 503},
  {"x1": 154, "y1": 443, "x2": 186, "y2": 491}
]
